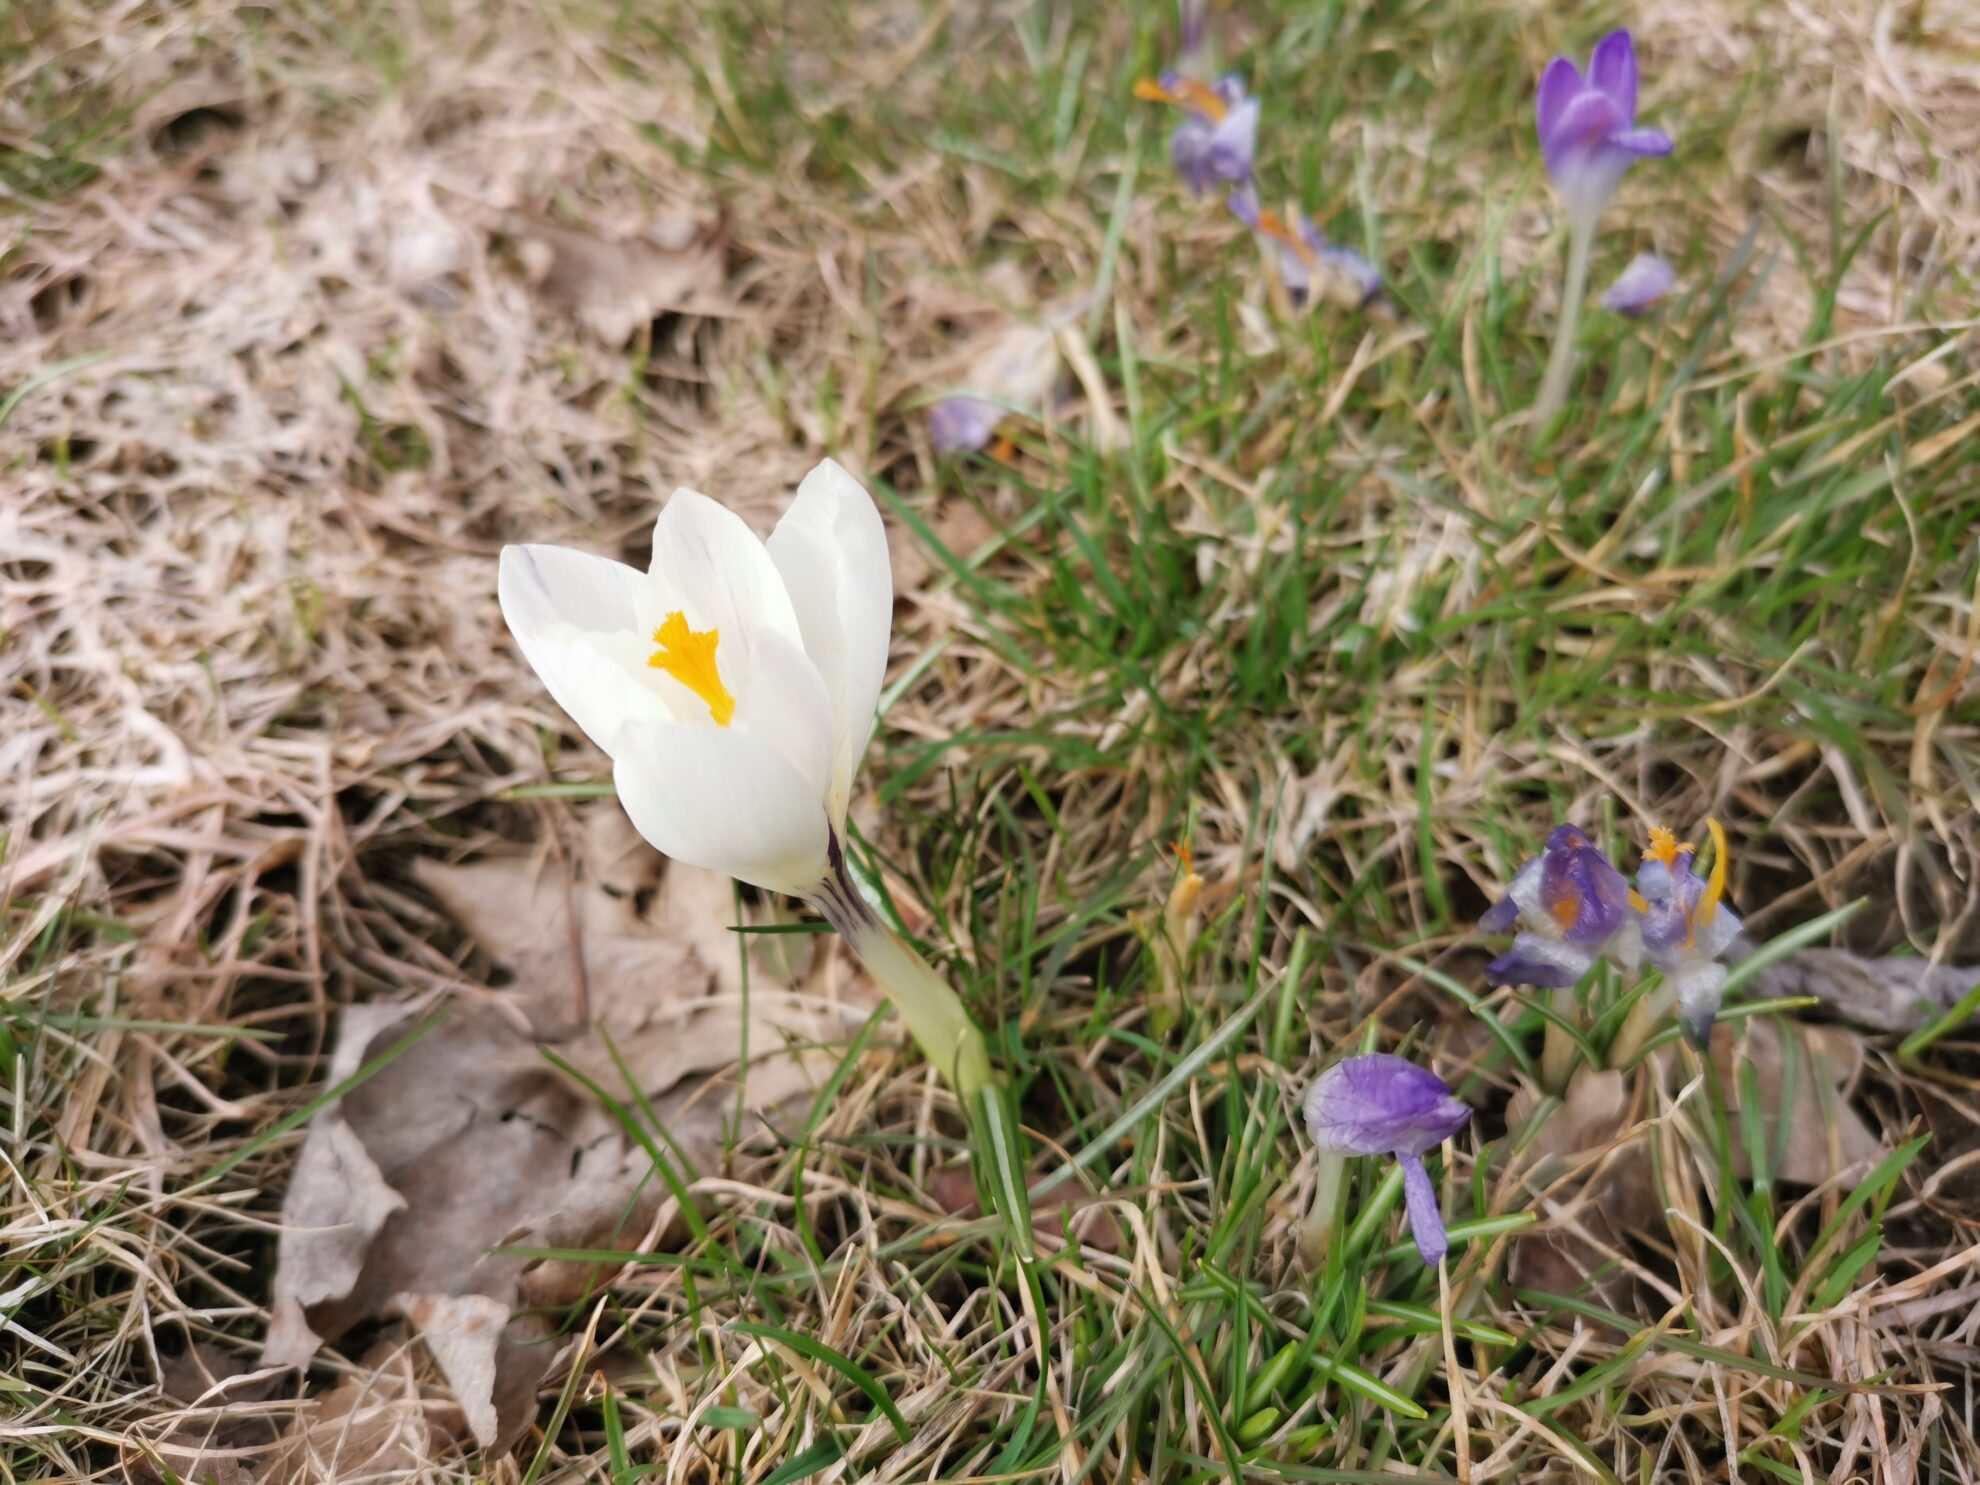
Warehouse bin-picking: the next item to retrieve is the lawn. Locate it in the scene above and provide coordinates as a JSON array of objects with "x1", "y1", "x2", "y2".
[{"x1": 3, "y1": 0, "x2": 1979, "y2": 1481}]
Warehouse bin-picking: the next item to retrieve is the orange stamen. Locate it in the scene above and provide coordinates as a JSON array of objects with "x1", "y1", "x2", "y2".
[
  {"x1": 1628, "y1": 888, "x2": 1649, "y2": 912},
  {"x1": 1133, "y1": 76, "x2": 1228, "y2": 121},
  {"x1": 1254, "y1": 210, "x2": 1319, "y2": 269},
  {"x1": 647, "y1": 610, "x2": 735, "y2": 726},
  {"x1": 1644, "y1": 825, "x2": 1693, "y2": 868},
  {"x1": 1549, "y1": 893, "x2": 1582, "y2": 931}
]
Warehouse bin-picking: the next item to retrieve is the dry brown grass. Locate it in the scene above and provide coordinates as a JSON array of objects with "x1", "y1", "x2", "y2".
[{"x1": 4, "y1": 0, "x2": 1980, "y2": 1480}]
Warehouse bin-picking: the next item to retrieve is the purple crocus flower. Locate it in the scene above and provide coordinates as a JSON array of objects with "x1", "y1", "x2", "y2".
[
  {"x1": 1305, "y1": 1054, "x2": 1473, "y2": 1265},
  {"x1": 1635, "y1": 821, "x2": 1743, "y2": 1045},
  {"x1": 1481, "y1": 824, "x2": 1638, "y2": 989},
  {"x1": 928, "y1": 396, "x2": 1005, "y2": 455},
  {"x1": 1536, "y1": 31, "x2": 1674, "y2": 235},
  {"x1": 1135, "y1": 72, "x2": 1258, "y2": 195},
  {"x1": 1227, "y1": 192, "x2": 1381, "y2": 307},
  {"x1": 1601, "y1": 252, "x2": 1675, "y2": 316}
]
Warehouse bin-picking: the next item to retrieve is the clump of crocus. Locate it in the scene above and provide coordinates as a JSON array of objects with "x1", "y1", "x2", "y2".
[
  {"x1": 1635, "y1": 821, "x2": 1743, "y2": 1045},
  {"x1": 1134, "y1": 72, "x2": 1258, "y2": 195},
  {"x1": 1227, "y1": 191, "x2": 1381, "y2": 308},
  {"x1": 1301, "y1": 1054, "x2": 1473, "y2": 1266},
  {"x1": 1600, "y1": 252, "x2": 1675, "y2": 317},
  {"x1": 498, "y1": 460, "x2": 992, "y2": 1098},
  {"x1": 1480, "y1": 818, "x2": 1744, "y2": 1078},
  {"x1": 1531, "y1": 30, "x2": 1674, "y2": 426}
]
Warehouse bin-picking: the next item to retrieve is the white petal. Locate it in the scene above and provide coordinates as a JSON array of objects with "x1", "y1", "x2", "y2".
[
  {"x1": 642, "y1": 490, "x2": 803, "y2": 674},
  {"x1": 499, "y1": 544, "x2": 664, "y2": 750},
  {"x1": 766, "y1": 459, "x2": 893, "y2": 827},
  {"x1": 735, "y1": 629, "x2": 836, "y2": 800},
  {"x1": 612, "y1": 722, "x2": 830, "y2": 895}
]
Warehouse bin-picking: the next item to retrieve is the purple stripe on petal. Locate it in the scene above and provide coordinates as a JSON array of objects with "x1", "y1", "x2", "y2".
[
  {"x1": 1587, "y1": 30, "x2": 1639, "y2": 120},
  {"x1": 1398, "y1": 1151, "x2": 1449, "y2": 1265}
]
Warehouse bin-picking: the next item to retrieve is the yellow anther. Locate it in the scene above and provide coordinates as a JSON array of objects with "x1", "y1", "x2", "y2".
[
  {"x1": 1133, "y1": 76, "x2": 1228, "y2": 121},
  {"x1": 647, "y1": 610, "x2": 735, "y2": 726},
  {"x1": 1627, "y1": 889, "x2": 1649, "y2": 913}
]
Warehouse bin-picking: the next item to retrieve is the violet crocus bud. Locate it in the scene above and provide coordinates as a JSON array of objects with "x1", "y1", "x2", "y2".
[
  {"x1": 1135, "y1": 72, "x2": 1258, "y2": 195},
  {"x1": 1303, "y1": 1054, "x2": 1473, "y2": 1265},
  {"x1": 1600, "y1": 252, "x2": 1675, "y2": 316},
  {"x1": 1536, "y1": 30, "x2": 1674, "y2": 237},
  {"x1": 1481, "y1": 824, "x2": 1639, "y2": 989},
  {"x1": 928, "y1": 397, "x2": 1006, "y2": 455}
]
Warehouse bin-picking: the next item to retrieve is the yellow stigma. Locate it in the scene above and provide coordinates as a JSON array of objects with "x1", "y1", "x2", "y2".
[
  {"x1": 647, "y1": 610, "x2": 735, "y2": 726},
  {"x1": 1133, "y1": 76, "x2": 1228, "y2": 121},
  {"x1": 1697, "y1": 817, "x2": 1729, "y2": 926},
  {"x1": 1644, "y1": 825, "x2": 1693, "y2": 868}
]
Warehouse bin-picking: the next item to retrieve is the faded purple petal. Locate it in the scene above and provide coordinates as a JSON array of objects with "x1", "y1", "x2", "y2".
[
  {"x1": 1543, "y1": 89, "x2": 1627, "y2": 177},
  {"x1": 1586, "y1": 30, "x2": 1639, "y2": 120},
  {"x1": 1540, "y1": 824, "x2": 1632, "y2": 947},
  {"x1": 1203, "y1": 97, "x2": 1259, "y2": 186},
  {"x1": 1536, "y1": 56, "x2": 1582, "y2": 143},
  {"x1": 1607, "y1": 126, "x2": 1674, "y2": 157},
  {"x1": 1601, "y1": 253, "x2": 1675, "y2": 316},
  {"x1": 1485, "y1": 934, "x2": 1593, "y2": 990},
  {"x1": 1225, "y1": 188, "x2": 1262, "y2": 230},
  {"x1": 1172, "y1": 118, "x2": 1214, "y2": 193},
  {"x1": 1479, "y1": 894, "x2": 1520, "y2": 935},
  {"x1": 1316, "y1": 242, "x2": 1382, "y2": 304},
  {"x1": 928, "y1": 397, "x2": 1003, "y2": 454},
  {"x1": 1398, "y1": 1151, "x2": 1449, "y2": 1265},
  {"x1": 1304, "y1": 1054, "x2": 1472, "y2": 1159}
]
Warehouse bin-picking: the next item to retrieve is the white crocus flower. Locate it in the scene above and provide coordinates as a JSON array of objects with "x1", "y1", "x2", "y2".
[{"x1": 498, "y1": 459, "x2": 990, "y2": 1095}]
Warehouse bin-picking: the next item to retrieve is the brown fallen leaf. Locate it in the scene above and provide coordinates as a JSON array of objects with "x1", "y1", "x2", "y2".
[
  {"x1": 512, "y1": 209, "x2": 728, "y2": 344},
  {"x1": 924, "y1": 1164, "x2": 1123, "y2": 1252},
  {"x1": 1510, "y1": 1018, "x2": 1882, "y2": 1307},
  {"x1": 263, "y1": 807, "x2": 876, "y2": 1455}
]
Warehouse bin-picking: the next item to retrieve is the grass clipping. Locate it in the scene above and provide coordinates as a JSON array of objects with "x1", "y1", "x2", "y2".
[{"x1": 260, "y1": 810, "x2": 875, "y2": 1456}]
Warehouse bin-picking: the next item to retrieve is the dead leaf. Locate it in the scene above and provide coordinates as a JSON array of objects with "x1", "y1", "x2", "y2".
[
  {"x1": 1509, "y1": 1018, "x2": 1882, "y2": 1308},
  {"x1": 264, "y1": 806, "x2": 878, "y2": 1454},
  {"x1": 1748, "y1": 944, "x2": 1980, "y2": 1032},
  {"x1": 513, "y1": 211, "x2": 727, "y2": 344}
]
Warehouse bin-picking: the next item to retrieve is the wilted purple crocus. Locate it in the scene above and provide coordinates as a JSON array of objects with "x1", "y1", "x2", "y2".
[
  {"x1": 1227, "y1": 192, "x2": 1382, "y2": 307},
  {"x1": 928, "y1": 396, "x2": 1006, "y2": 455},
  {"x1": 1635, "y1": 821, "x2": 1743, "y2": 1045},
  {"x1": 1305, "y1": 1054, "x2": 1473, "y2": 1265},
  {"x1": 1600, "y1": 252, "x2": 1675, "y2": 316},
  {"x1": 1135, "y1": 72, "x2": 1258, "y2": 195},
  {"x1": 1481, "y1": 824, "x2": 1639, "y2": 989},
  {"x1": 1536, "y1": 31, "x2": 1674, "y2": 235}
]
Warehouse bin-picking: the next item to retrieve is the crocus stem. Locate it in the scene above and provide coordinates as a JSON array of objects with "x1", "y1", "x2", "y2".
[
  {"x1": 1539, "y1": 983, "x2": 1580, "y2": 1095},
  {"x1": 807, "y1": 845, "x2": 994, "y2": 1098},
  {"x1": 1533, "y1": 220, "x2": 1594, "y2": 430},
  {"x1": 1297, "y1": 1149, "x2": 1348, "y2": 1265},
  {"x1": 1606, "y1": 983, "x2": 1673, "y2": 1070}
]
